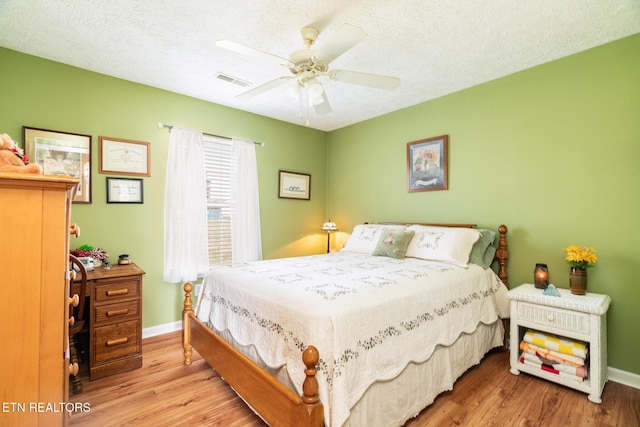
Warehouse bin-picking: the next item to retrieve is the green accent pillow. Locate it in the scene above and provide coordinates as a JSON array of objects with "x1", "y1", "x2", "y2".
[
  {"x1": 468, "y1": 228, "x2": 497, "y2": 269},
  {"x1": 372, "y1": 229, "x2": 415, "y2": 259},
  {"x1": 483, "y1": 242, "x2": 498, "y2": 268}
]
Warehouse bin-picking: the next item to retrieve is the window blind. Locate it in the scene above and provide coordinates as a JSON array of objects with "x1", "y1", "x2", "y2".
[{"x1": 202, "y1": 135, "x2": 233, "y2": 266}]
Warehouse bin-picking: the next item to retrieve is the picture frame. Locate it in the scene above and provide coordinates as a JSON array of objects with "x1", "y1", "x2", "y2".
[
  {"x1": 407, "y1": 135, "x2": 448, "y2": 192},
  {"x1": 278, "y1": 170, "x2": 311, "y2": 200},
  {"x1": 106, "y1": 177, "x2": 144, "y2": 204},
  {"x1": 23, "y1": 126, "x2": 92, "y2": 203},
  {"x1": 99, "y1": 136, "x2": 151, "y2": 177}
]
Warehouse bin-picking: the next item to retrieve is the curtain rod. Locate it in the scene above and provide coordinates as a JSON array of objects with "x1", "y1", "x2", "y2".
[{"x1": 157, "y1": 122, "x2": 265, "y2": 147}]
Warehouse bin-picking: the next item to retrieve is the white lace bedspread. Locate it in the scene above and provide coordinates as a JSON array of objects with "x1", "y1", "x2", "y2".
[{"x1": 196, "y1": 252, "x2": 509, "y2": 427}]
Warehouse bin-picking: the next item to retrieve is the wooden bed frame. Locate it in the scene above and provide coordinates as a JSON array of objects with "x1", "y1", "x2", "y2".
[{"x1": 182, "y1": 223, "x2": 509, "y2": 427}]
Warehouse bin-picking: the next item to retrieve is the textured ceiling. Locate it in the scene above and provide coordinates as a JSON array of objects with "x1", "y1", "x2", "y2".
[{"x1": 1, "y1": 0, "x2": 639, "y2": 131}]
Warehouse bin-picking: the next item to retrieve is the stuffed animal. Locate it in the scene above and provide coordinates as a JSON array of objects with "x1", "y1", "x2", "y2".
[{"x1": 0, "y1": 133, "x2": 42, "y2": 174}]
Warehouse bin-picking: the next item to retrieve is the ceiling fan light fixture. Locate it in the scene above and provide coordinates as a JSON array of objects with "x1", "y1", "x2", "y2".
[
  {"x1": 288, "y1": 80, "x2": 302, "y2": 101},
  {"x1": 307, "y1": 78, "x2": 324, "y2": 98}
]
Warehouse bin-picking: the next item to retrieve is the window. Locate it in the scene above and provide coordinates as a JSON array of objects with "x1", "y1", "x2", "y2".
[{"x1": 202, "y1": 135, "x2": 232, "y2": 266}]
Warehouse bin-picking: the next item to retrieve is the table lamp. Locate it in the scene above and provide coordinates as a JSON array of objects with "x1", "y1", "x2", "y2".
[{"x1": 322, "y1": 220, "x2": 338, "y2": 253}]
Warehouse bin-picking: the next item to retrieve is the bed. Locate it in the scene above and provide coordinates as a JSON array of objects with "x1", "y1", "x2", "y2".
[{"x1": 182, "y1": 223, "x2": 509, "y2": 427}]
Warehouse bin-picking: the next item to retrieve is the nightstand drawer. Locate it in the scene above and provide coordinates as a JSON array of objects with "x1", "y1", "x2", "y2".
[
  {"x1": 94, "y1": 280, "x2": 139, "y2": 302},
  {"x1": 517, "y1": 302, "x2": 590, "y2": 335},
  {"x1": 94, "y1": 320, "x2": 140, "y2": 364},
  {"x1": 94, "y1": 300, "x2": 139, "y2": 324}
]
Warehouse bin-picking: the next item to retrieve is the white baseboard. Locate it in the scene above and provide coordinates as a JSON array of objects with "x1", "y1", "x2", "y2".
[
  {"x1": 142, "y1": 320, "x2": 182, "y2": 339},
  {"x1": 142, "y1": 320, "x2": 640, "y2": 391},
  {"x1": 608, "y1": 366, "x2": 640, "y2": 389}
]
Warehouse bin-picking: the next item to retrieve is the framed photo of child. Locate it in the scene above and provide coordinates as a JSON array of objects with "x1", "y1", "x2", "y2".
[{"x1": 23, "y1": 126, "x2": 92, "y2": 203}]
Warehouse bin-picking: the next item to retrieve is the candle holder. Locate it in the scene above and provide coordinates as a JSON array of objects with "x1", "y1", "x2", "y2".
[{"x1": 534, "y1": 263, "x2": 549, "y2": 289}]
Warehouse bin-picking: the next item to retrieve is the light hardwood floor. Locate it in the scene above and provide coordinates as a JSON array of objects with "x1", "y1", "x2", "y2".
[{"x1": 69, "y1": 331, "x2": 640, "y2": 427}]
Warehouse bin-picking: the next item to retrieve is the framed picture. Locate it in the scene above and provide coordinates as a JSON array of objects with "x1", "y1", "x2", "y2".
[
  {"x1": 407, "y1": 135, "x2": 448, "y2": 192},
  {"x1": 106, "y1": 177, "x2": 144, "y2": 204},
  {"x1": 23, "y1": 126, "x2": 92, "y2": 203},
  {"x1": 278, "y1": 170, "x2": 311, "y2": 200},
  {"x1": 99, "y1": 136, "x2": 151, "y2": 177}
]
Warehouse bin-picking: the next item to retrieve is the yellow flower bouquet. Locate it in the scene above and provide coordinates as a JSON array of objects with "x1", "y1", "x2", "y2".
[{"x1": 562, "y1": 245, "x2": 597, "y2": 270}]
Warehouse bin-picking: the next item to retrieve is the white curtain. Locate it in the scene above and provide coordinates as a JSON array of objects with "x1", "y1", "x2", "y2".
[
  {"x1": 231, "y1": 138, "x2": 262, "y2": 263},
  {"x1": 163, "y1": 127, "x2": 209, "y2": 283}
]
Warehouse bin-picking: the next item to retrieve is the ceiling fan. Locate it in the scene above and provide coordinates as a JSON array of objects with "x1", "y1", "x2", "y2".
[{"x1": 216, "y1": 23, "x2": 400, "y2": 116}]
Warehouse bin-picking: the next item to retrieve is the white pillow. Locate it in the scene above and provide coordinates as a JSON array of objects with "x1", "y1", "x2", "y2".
[
  {"x1": 405, "y1": 225, "x2": 481, "y2": 267},
  {"x1": 342, "y1": 224, "x2": 406, "y2": 254}
]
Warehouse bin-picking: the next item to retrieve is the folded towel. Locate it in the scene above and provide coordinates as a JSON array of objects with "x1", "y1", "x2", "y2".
[
  {"x1": 520, "y1": 349, "x2": 588, "y2": 378},
  {"x1": 520, "y1": 341, "x2": 586, "y2": 367},
  {"x1": 520, "y1": 354, "x2": 585, "y2": 382},
  {"x1": 523, "y1": 329, "x2": 588, "y2": 359}
]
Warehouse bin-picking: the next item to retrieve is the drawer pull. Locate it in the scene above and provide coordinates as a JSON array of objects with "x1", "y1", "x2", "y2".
[
  {"x1": 69, "y1": 294, "x2": 79, "y2": 307},
  {"x1": 69, "y1": 362, "x2": 79, "y2": 376},
  {"x1": 547, "y1": 314, "x2": 555, "y2": 322},
  {"x1": 106, "y1": 337, "x2": 129, "y2": 347},
  {"x1": 106, "y1": 308, "x2": 130, "y2": 317},
  {"x1": 107, "y1": 289, "x2": 129, "y2": 296}
]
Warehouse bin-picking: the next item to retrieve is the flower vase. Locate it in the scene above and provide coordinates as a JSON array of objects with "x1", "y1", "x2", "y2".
[
  {"x1": 93, "y1": 259, "x2": 102, "y2": 268},
  {"x1": 569, "y1": 268, "x2": 587, "y2": 295}
]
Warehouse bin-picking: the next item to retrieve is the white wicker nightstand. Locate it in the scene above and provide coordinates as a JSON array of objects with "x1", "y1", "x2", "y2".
[{"x1": 507, "y1": 283, "x2": 611, "y2": 403}]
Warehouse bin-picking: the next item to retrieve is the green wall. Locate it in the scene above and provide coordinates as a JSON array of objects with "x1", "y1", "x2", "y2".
[
  {"x1": 327, "y1": 34, "x2": 640, "y2": 374},
  {"x1": 0, "y1": 47, "x2": 327, "y2": 330},
  {"x1": 1, "y1": 33, "x2": 639, "y2": 376}
]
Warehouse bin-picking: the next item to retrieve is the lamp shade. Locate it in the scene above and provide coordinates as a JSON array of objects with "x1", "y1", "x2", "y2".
[{"x1": 322, "y1": 221, "x2": 338, "y2": 232}]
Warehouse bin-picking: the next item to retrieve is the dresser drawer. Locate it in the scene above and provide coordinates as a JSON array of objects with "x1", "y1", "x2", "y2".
[
  {"x1": 94, "y1": 320, "x2": 140, "y2": 364},
  {"x1": 94, "y1": 279, "x2": 140, "y2": 302},
  {"x1": 517, "y1": 301, "x2": 590, "y2": 335},
  {"x1": 94, "y1": 300, "x2": 139, "y2": 324}
]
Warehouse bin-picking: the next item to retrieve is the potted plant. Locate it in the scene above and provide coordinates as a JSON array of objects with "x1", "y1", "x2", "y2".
[
  {"x1": 562, "y1": 245, "x2": 597, "y2": 295},
  {"x1": 71, "y1": 245, "x2": 110, "y2": 267}
]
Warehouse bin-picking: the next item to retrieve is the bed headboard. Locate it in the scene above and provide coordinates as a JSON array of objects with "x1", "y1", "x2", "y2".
[
  {"x1": 379, "y1": 222, "x2": 476, "y2": 228},
  {"x1": 376, "y1": 222, "x2": 509, "y2": 288}
]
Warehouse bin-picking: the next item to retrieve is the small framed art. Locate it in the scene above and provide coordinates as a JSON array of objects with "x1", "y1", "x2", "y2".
[
  {"x1": 99, "y1": 136, "x2": 151, "y2": 177},
  {"x1": 407, "y1": 135, "x2": 448, "y2": 192},
  {"x1": 23, "y1": 126, "x2": 92, "y2": 203},
  {"x1": 278, "y1": 170, "x2": 311, "y2": 200},
  {"x1": 106, "y1": 177, "x2": 144, "y2": 204}
]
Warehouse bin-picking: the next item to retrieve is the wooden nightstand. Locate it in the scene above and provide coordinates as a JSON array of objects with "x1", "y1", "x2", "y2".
[
  {"x1": 507, "y1": 283, "x2": 611, "y2": 403},
  {"x1": 73, "y1": 263, "x2": 145, "y2": 379}
]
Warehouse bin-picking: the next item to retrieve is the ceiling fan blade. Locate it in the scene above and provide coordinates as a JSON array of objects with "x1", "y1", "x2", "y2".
[
  {"x1": 314, "y1": 23, "x2": 367, "y2": 65},
  {"x1": 216, "y1": 40, "x2": 288, "y2": 65},
  {"x1": 236, "y1": 76, "x2": 293, "y2": 100},
  {"x1": 331, "y1": 69, "x2": 400, "y2": 91},
  {"x1": 313, "y1": 91, "x2": 332, "y2": 115}
]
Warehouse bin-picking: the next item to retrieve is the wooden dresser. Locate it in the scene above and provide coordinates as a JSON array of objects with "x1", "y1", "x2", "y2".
[
  {"x1": 0, "y1": 172, "x2": 79, "y2": 426},
  {"x1": 73, "y1": 263, "x2": 145, "y2": 380}
]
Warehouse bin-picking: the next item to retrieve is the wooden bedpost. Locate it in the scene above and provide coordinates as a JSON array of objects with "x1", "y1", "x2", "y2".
[
  {"x1": 495, "y1": 225, "x2": 509, "y2": 288},
  {"x1": 297, "y1": 345, "x2": 324, "y2": 426},
  {"x1": 495, "y1": 225, "x2": 510, "y2": 351},
  {"x1": 302, "y1": 346, "x2": 320, "y2": 404},
  {"x1": 183, "y1": 282, "x2": 194, "y2": 366}
]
